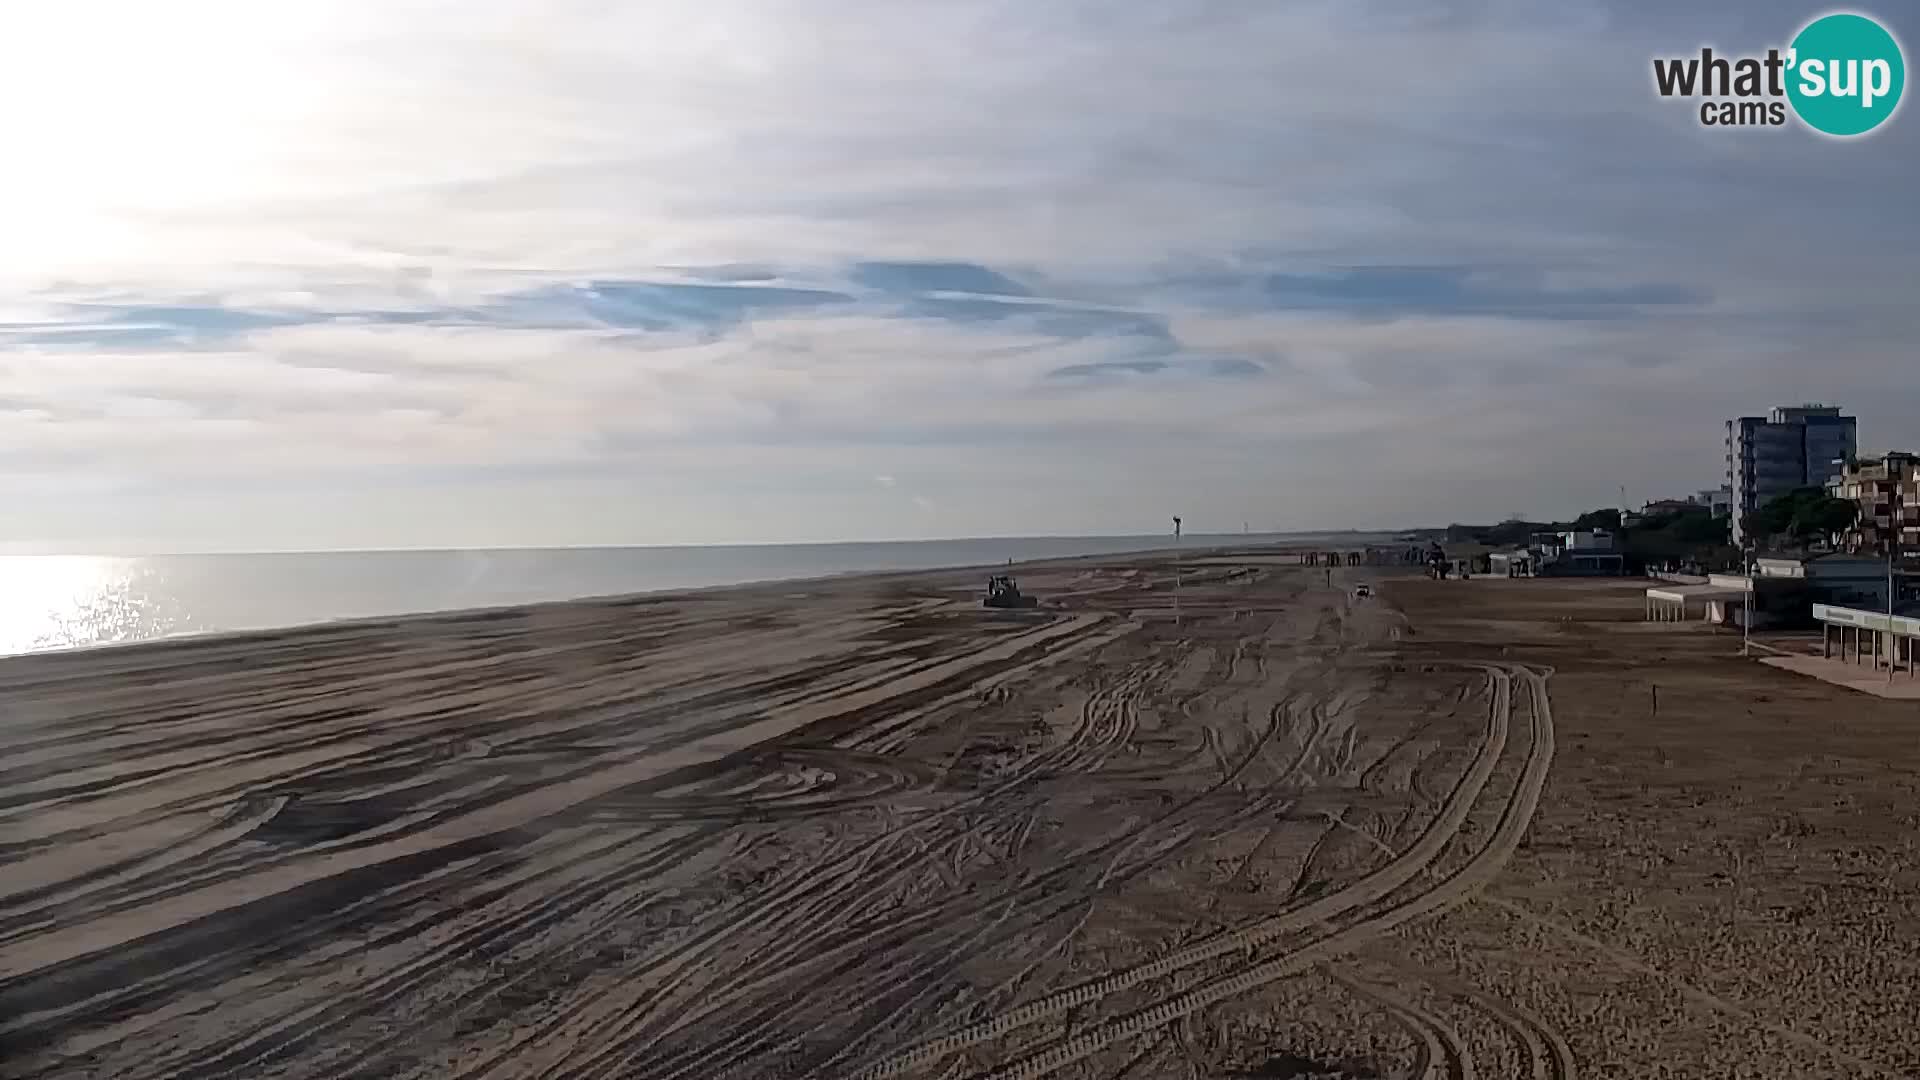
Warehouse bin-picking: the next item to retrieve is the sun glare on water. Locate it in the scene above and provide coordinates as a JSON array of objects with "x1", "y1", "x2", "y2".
[{"x1": 0, "y1": 556, "x2": 162, "y2": 655}]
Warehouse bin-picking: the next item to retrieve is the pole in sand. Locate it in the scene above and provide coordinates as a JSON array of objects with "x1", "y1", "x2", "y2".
[{"x1": 1172, "y1": 515, "x2": 1182, "y2": 626}]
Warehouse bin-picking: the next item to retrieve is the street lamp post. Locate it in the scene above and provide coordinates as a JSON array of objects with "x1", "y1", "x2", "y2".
[
  {"x1": 1888, "y1": 488, "x2": 1900, "y2": 684},
  {"x1": 1742, "y1": 544, "x2": 1753, "y2": 658}
]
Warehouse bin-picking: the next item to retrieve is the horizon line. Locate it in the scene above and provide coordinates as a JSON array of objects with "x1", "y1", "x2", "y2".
[{"x1": 0, "y1": 528, "x2": 1420, "y2": 559}]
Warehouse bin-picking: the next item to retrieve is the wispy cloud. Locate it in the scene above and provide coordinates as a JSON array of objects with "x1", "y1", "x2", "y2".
[{"x1": 2, "y1": 0, "x2": 1916, "y2": 550}]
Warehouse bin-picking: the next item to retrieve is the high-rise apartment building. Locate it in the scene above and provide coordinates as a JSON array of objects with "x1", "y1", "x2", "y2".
[
  {"x1": 1828, "y1": 451, "x2": 1920, "y2": 556},
  {"x1": 1726, "y1": 404, "x2": 1858, "y2": 546}
]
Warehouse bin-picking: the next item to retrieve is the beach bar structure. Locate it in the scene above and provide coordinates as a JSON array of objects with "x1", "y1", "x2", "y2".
[
  {"x1": 1645, "y1": 571, "x2": 1814, "y2": 628},
  {"x1": 1816, "y1": 603, "x2": 1920, "y2": 675},
  {"x1": 1645, "y1": 579, "x2": 1750, "y2": 622},
  {"x1": 1649, "y1": 555, "x2": 1897, "y2": 629}
]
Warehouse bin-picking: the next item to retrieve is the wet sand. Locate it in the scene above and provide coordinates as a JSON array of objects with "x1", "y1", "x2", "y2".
[{"x1": 2, "y1": 553, "x2": 1916, "y2": 1078}]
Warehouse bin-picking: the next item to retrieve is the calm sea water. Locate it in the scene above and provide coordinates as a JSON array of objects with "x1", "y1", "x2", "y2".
[{"x1": 0, "y1": 533, "x2": 1343, "y2": 656}]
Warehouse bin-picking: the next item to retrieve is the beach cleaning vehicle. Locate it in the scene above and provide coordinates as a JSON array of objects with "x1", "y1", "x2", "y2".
[{"x1": 983, "y1": 574, "x2": 1039, "y2": 609}]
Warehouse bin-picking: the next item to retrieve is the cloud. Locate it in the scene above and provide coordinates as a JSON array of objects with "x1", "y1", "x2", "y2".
[
  {"x1": 1157, "y1": 265, "x2": 1710, "y2": 321},
  {"x1": 1, "y1": 0, "x2": 1917, "y2": 550},
  {"x1": 849, "y1": 261, "x2": 1032, "y2": 297}
]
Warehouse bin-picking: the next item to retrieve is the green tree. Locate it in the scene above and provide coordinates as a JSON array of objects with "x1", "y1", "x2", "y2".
[
  {"x1": 1802, "y1": 496, "x2": 1858, "y2": 538},
  {"x1": 1666, "y1": 508, "x2": 1731, "y2": 545},
  {"x1": 1572, "y1": 508, "x2": 1621, "y2": 532},
  {"x1": 1744, "y1": 487, "x2": 1858, "y2": 547}
]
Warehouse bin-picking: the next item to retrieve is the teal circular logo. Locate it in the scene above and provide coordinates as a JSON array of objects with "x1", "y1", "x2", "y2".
[{"x1": 1787, "y1": 13, "x2": 1905, "y2": 136}]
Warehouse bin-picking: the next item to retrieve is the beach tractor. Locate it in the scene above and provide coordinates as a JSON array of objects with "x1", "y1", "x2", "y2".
[{"x1": 984, "y1": 574, "x2": 1039, "y2": 609}]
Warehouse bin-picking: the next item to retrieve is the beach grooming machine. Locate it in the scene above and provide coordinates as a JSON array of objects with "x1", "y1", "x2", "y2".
[{"x1": 983, "y1": 574, "x2": 1039, "y2": 609}]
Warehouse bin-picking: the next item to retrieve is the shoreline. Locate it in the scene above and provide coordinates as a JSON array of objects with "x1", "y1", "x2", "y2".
[{"x1": 0, "y1": 540, "x2": 1279, "y2": 668}]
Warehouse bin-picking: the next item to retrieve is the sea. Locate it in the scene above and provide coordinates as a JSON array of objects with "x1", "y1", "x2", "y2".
[{"x1": 0, "y1": 532, "x2": 1356, "y2": 657}]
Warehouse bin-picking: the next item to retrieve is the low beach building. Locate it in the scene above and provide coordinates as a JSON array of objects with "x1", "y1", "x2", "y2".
[
  {"x1": 1816, "y1": 603, "x2": 1920, "y2": 676},
  {"x1": 1755, "y1": 553, "x2": 1893, "y2": 610},
  {"x1": 1645, "y1": 573, "x2": 1755, "y2": 623},
  {"x1": 1489, "y1": 550, "x2": 1533, "y2": 577},
  {"x1": 1645, "y1": 554, "x2": 1896, "y2": 628},
  {"x1": 1644, "y1": 572, "x2": 1804, "y2": 626},
  {"x1": 1538, "y1": 530, "x2": 1624, "y2": 577}
]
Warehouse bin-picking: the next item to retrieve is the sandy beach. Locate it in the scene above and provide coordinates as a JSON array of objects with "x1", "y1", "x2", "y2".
[{"x1": 2, "y1": 550, "x2": 1916, "y2": 1078}]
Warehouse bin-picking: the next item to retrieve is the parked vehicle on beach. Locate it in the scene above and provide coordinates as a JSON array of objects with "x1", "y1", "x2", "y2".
[
  {"x1": 983, "y1": 574, "x2": 1039, "y2": 609},
  {"x1": 1353, "y1": 584, "x2": 1372, "y2": 599}
]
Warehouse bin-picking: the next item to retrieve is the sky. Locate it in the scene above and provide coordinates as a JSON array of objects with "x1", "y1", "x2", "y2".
[{"x1": 2, "y1": 0, "x2": 1916, "y2": 552}]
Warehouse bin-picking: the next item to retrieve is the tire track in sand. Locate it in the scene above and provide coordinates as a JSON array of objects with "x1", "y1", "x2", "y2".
[
  {"x1": 599, "y1": 661, "x2": 1227, "y2": 1079},
  {"x1": 1483, "y1": 895, "x2": 1896, "y2": 1078},
  {"x1": 1426, "y1": 973, "x2": 1572, "y2": 1080},
  {"x1": 846, "y1": 663, "x2": 1525, "y2": 1080},
  {"x1": 620, "y1": 648, "x2": 1289, "y2": 1079},
  {"x1": 963, "y1": 664, "x2": 1554, "y2": 1080},
  {"x1": 0, "y1": 613, "x2": 1110, "y2": 986},
  {"x1": 450, "y1": 639, "x2": 1153, "y2": 1080},
  {"x1": 1328, "y1": 970, "x2": 1475, "y2": 1080},
  {"x1": 59, "y1": 828, "x2": 714, "y2": 1079}
]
